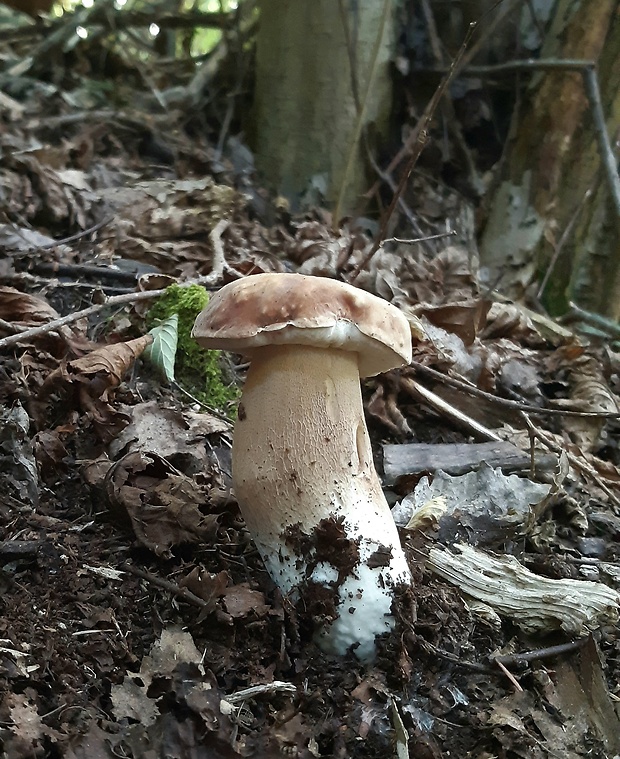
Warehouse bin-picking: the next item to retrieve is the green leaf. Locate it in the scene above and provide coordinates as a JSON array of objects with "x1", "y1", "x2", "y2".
[{"x1": 144, "y1": 313, "x2": 179, "y2": 384}]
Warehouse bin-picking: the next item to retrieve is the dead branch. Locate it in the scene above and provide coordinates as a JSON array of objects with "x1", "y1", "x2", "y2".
[
  {"x1": 349, "y1": 21, "x2": 476, "y2": 281},
  {"x1": 430, "y1": 58, "x2": 620, "y2": 220},
  {"x1": 492, "y1": 638, "x2": 589, "y2": 667},
  {"x1": 410, "y1": 362, "x2": 620, "y2": 419},
  {"x1": 0, "y1": 7, "x2": 229, "y2": 44},
  {"x1": 521, "y1": 413, "x2": 620, "y2": 509},
  {"x1": 400, "y1": 376, "x2": 503, "y2": 442},
  {"x1": 119, "y1": 564, "x2": 210, "y2": 609},
  {"x1": 0, "y1": 275, "x2": 226, "y2": 352}
]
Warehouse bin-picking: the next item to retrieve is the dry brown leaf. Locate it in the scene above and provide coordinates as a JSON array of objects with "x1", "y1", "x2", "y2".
[
  {"x1": 33, "y1": 427, "x2": 71, "y2": 483},
  {"x1": 222, "y1": 584, "x2": 270, "y2": 619},
  {"x1": 68, "y1": 334, "x2": 153, "y2": 384},
  {"x1": 34, "y1": 335, "x2": 152, "y2": 443},
  {"x1": 0, "y1": 691, "x2": 62, "y2": 758},
  {"x1": 109, "y1": 401, "x2": 229, "y2": 467},
  {"x1": 415, "y1": 301, "x2": 490, "y2": 346},
  {"x1": 9, "y1": 153, "x2": 90, "y2": 228},
  {"x1": 104, "y1": 451, "x2": 219, "y2": 556},
  {"x1": 397, "y1": 245, "x2": 479, "y2": 306},
  {"x1": 0, "y1": 286, "x2": 60, "y2": 326},
  {"x1": 96, "y1": 178, "x2": 242, "y2": 275},
  {"x1": 179, "y1": 567, "x2": 229, "y2": 611},
  {"x1": 481, "y1": 301, "x2": 545, "y2": 344},
  {"x1": 367, "y1": 377, "x2": 412, "y2": 437},
  {"x1": 8, "y1": 694, "x2": 44, "y2": 746},
  {"x1": 552, "y1": 351, "x2": 618, "y2": 451}
]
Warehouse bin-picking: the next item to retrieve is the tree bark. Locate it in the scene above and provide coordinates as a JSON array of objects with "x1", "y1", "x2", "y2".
[
  {"x1": 479, "y1": 0, "x2": 620, "y2": 317},
  {"x1": 252, "y1": 0, "x2": 393, "y2": 217}
]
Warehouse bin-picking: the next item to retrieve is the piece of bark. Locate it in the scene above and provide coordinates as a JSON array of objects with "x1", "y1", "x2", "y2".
[{"x1": 382, "y1": 441, "x2": 557, "y2": 486}]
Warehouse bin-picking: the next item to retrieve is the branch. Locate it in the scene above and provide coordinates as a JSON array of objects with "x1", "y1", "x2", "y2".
[
  {"x1": 425, "y1": 57, "x2": 620, "y2": 220},
  {"x1": 104, "y1": 10, "x2": 230, "y2": 30},
  {"x1": 348, "y1": 20, "x2": 477, "y2": 282},
  {"x1": 0, "y1": 275, "x2": 223, "y2": 351},
  {"x1": 410, "y1": 362, "x2": 620, "y2": 419},
  {"x1": 0, "y1": 7, "x2": 229, "y2": 43},
  {"x1": 583, "y1": 65, "x2": 620, "y2": 219}
]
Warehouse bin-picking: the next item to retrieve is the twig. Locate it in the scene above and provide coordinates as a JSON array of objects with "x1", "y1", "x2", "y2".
[
  {"x1": 0, "y1": 275, "x2": 222, "y2": 351},
  {"x1": 494, "y1": 658, "x2": 523, "y2": 692},
  {"x1": 409, "y1": 362, "x2": 620, "y2": 419},
  {"x1": 172, "y1": 381, "x2": 233, "y2": 426},
  {"x1": 420, "y1": 0, "x2": 484, "y2": 195},
  {"x1": 436, "y1": 58, "x2": 595, "y2": 76},
  {"x1": 537, "y1": 188, "x2": 593, "y2": 301},
  {"x1": 88, "y1": 9, "x2": 230, "y2": 30},
  {"x1": 224, "y1": 681, "x2": 297, "y2": 705},
  {"x1": 521, "y1": 413, "x2": 620, "y2": 508},
  {"x1": 583, "y1": 66, "x2": 620, "y2": 219},
  {"x1": 18, "y1": 262, "x2": 140, "y2": 286},
  {"x1": 0, "y1": 273, "x2": 133, "y2": 296},
  {"x1": 24, "y1": 109, "x2": 159, "y2": 131},
  {"x1": 400, "y1": 376, "x2": 503, "y2": 442},
  {"x1": 0, "y1": 319, "x2": 22, "y2": 335},
  {"x1": 523, "y1": 0, "x2": 546, "y2": 42},
  {"x1": 119, "y1": 564, "x2": 210, "y2": 609},
  {"x1": 454, "y1": 0, "x2": 524, "y2": 71},
  {"x1": 420, "y1": 0, "x2": 444, "y2": 64},
  {"x1": 364, "y1": 0, "x2": 523, "y2": 203},
  {"x1": 18, "y1": 0, "x2": 115, "y2": 74},
  {"x1": 337, "y1": 0, "x2": 361, "y2": 111},
  {"x1": 492, "y1": 637, "x2": 588, "y2": 667},
  {"x1": 0, "y1": 90, "x2": 24, "y2": 117},
  {"x1": 380, "y1": 231, "x2": 457, "y2": 247},
  {"x1": 201, "y1": 219, "x2": 242, "y2": 286},
  {"x1": 349, "y1": 19, "x2": 477, "y2": 281},
  {"x1": 566, "y1": 300, "x2": 620, "y2": 338},
  {"x1": 215, "y1": 96, "x2": 236, "y2": 161},
  {"x1": 426, "y1": 56, "x2": 620, "y2": 219},
  {"x1": 0, "y1": 9, "x2": 229, "y2": 44},
  {"x1": 364, "y1": 146, "x2": 426, "y2": 238},
  {"x1": 418, "y1": 640, "x2": 496, "y2": 674},
  {"x1": 39, "y1": 217, "x2": 113, "y2": 250}
]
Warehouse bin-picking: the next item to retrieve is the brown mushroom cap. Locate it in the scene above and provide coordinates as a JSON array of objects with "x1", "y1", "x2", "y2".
[{"x1": 192, "y1": 273, "x2": 412, "y2": 377}]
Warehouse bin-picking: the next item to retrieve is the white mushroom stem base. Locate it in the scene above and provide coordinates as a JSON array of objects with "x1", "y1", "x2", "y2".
[{"x1": 233, "y1": 344, "x2": 412, "y2": 660}]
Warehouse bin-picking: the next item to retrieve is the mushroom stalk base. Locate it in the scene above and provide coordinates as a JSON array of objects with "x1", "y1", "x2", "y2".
[{"x1": 233, "y1": 344, "x2": 411, "y2": 660}]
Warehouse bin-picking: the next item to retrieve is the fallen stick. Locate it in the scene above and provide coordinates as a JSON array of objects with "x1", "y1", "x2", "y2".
[{"x1": 0, "y1": 275, "x2": 226, "y2": 351}]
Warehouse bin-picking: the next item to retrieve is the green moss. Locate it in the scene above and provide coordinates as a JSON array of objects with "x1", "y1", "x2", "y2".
[{"x1": 147, "y1": 284, "x2": 239, "y2": 410}]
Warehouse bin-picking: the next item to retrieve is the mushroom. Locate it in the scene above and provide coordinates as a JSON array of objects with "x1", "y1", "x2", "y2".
[{"x1": 192, "y1": 273, "x2": 413, "y2": 660}]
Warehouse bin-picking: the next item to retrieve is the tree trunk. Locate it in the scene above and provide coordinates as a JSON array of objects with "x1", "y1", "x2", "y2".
[
  {"x1": 252, "y1": 0, "x2": 393, "y2": 217},
  {"x1": 479, "y1": 0, "x2": 620, "y2": 317}
]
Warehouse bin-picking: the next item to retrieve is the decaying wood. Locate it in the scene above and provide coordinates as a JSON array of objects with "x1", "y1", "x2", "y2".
[
  {"x1": 428, "y1": 543, "x2": 620, "y2": 635},
  {"x1": 382, "y1": 441, "x2": 558, "y2": 485}
]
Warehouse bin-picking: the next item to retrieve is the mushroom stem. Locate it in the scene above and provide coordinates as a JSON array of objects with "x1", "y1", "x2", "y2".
[{"x1": 233, "y1": 343, "x2": 411, "y2": 659}]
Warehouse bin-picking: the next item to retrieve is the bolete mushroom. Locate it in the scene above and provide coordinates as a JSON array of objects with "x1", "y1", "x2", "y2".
[{"x1": 192, "y1": 273, "x2": 413, "y2": 660}]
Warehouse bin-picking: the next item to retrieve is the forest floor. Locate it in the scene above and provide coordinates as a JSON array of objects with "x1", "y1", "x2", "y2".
[{"x1": 2, "y1": 7, "x2": 620, "y2": 759}]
